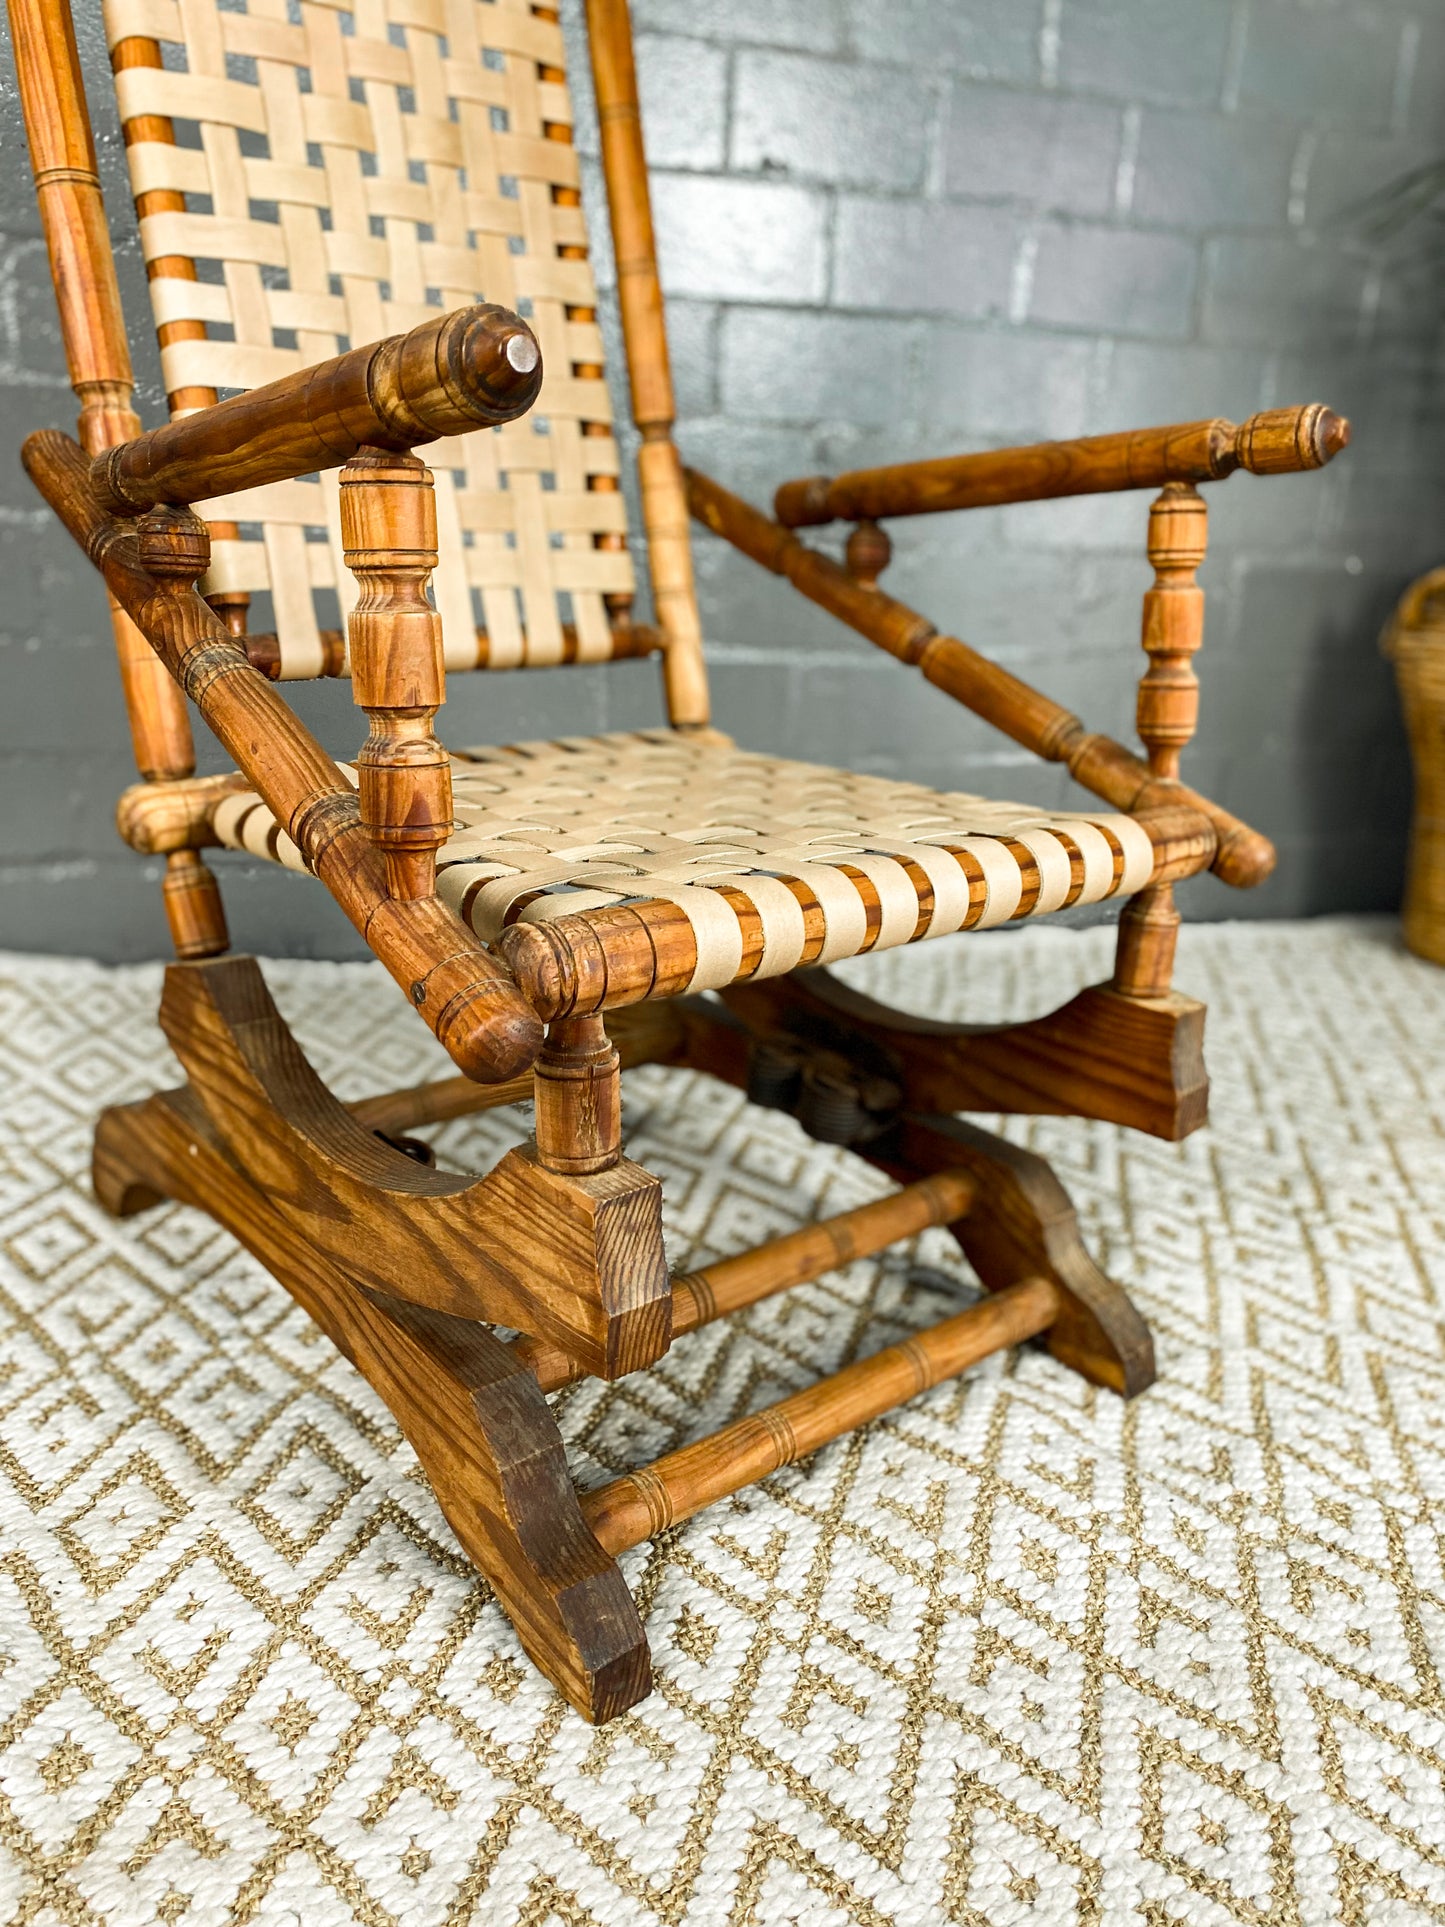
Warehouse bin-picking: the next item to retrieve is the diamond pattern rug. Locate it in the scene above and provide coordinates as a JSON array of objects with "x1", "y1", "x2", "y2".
[{"x1": 1, "y1": 918, "x2": 1444, "y2": 1925}]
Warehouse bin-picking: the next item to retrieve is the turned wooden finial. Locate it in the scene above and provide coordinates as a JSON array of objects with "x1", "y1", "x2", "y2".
[
  {"x1": 1231, "y1": 402, "x2": 1350, "y2": 476},
  {"x1": 340, "y1": 447, "x2": 452, "y2": 902},
  {"x1": 845, "y1": 519, "x2": 892, "y2": 588},
  {"x1": 137, "y1": 503, "x2": 212, "y2": 584},
  {"x1": 1114, "y1": 482, "x2": 1208, "y2": 1000}
]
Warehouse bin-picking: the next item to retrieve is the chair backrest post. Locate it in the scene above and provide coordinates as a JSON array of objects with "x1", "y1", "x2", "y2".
[
  {"x1": 9, "y1": 0, "x2": 137, "y2": 455},
  {"x1": 9, "y1": 2, "x2": 208, "y2": 785},
  {"x1": 534, "y1": 5, "x2": 634, "y2": 637},
  {"x1": 8, "y1": 0, "x2": 231, "y2": 957},
  {"x1": 109, "y1": 25, "x2": 250, "y2": 638},
  {"x1": 584, "y1": 0, "x2": 711, "y2": 729}
]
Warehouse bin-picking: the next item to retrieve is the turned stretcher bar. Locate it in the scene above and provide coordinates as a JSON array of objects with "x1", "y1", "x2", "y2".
[{"x1": 581, "y1": 1275, "x2": 1060, "y2": 1553}]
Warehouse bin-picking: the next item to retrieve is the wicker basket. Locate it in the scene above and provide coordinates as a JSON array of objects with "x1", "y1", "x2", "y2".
[{"x1": 1384, "y1": 568, "x2": 1445, "y2": 964}]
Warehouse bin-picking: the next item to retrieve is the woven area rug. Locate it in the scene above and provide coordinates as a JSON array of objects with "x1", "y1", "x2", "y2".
[{"x1": 2, "y1": 917, "x2": 1444, "y2": 1926}]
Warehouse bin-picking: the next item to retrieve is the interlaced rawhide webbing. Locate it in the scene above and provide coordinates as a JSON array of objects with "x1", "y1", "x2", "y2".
[
  {"x1": 212, "y1": 731, "x2": 1157, "y2": 990},
  {"x1": 104, "y1": 0, "x2": 632, "y2": 676}
]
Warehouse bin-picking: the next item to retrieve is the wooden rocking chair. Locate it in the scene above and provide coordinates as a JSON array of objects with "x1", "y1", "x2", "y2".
[{"x1": 11, "y1": 0, "x2": 1348, "y2": 1722}]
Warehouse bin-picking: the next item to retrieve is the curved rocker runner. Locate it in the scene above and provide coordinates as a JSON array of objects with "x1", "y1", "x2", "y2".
[{"x1": 10, "y1": 0, "x2": 1349, "y2": 1720}]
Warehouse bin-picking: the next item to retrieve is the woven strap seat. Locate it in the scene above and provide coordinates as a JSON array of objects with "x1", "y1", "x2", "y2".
[{"x1": 212, "y1": 729, "x2": 1165, "y2": 991}]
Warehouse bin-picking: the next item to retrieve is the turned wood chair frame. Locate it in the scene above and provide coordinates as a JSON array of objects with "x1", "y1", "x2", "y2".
[{"x1": 11, "y1": 0, "x2": 1348, "y2": 1722}]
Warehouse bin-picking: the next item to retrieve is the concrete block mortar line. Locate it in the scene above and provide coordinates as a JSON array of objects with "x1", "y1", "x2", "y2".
[
  {"x1": 1359, "y1": 263, "x2": 1385, "y2": 345},
  {"x1": 921, "y1": 71, "x2": 951, "y2": 204},
  {"x1": 1287, "y1": 130, "x2": 1317, "y2": 230},
  {"x1": 1039, "y1": 0, "x2": 1063, "y2": 89},
  {"x1": 820, "y1": 182, "x2": 841, "y2": 311},
  {"x1": 1008, "y1": 228, "x2": 1040, "y2": 326},
  {"x1": 1221, "y1": 0, "x2": 1252, "y2": 117},
  {"x1": 722, "y1": 42, "x2": 736, "y2": 172},
  {"x1": 1390, "y1": 15, "x2": 1422, "y2": 137},
  {"x1": 1083, "y1": 336, "x2": 1119, "y2": 431},
  {"x1": 1112, "y1": 105, "x2": 1142, "y2": 219}
]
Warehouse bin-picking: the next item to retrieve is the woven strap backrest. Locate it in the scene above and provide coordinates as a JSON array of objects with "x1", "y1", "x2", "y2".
[{"x1": 101, "y1": 0, "x2": 634, "y2": 678}]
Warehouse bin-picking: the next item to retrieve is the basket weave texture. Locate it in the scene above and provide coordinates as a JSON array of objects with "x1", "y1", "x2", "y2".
[{"x1": 1384, "y1": 567, "x2": 1445, "y2": 964}]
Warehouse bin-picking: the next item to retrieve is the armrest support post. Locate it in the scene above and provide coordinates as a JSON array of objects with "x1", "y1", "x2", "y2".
[
  {"x1": 340, "y1": 449, "x2": 451, "y2": 902},
  {"x1": 686, "y1": 465, "x2": 1271, "y2": 890},
  {"x1": 24, "y1": 426, "x2": 541, "y2": 1083},
  {"x1": 1135, "y1": 483, "x2": 1207, "y2": 781},
  {"x1": 1113, "y1": 484, "x2": 1208, "y2": 999},
  {"x1": 534, "y1": 1014, "x2": 623, "y2": 1176}
]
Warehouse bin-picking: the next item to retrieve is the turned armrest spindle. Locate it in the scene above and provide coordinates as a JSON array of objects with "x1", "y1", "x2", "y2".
[
  {"x1": 340, "y1": 449, "x2": 451, "y2": 901},
  {"x1": 1114, "y1": 483, "x2": 1208, "y2": 999},
  {"x1": 1136, "y1": 483, "x2": 1206, "y2": 780}
]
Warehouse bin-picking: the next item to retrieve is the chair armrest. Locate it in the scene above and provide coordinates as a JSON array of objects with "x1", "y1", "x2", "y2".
[
  {"x1": 773, "y1": 403, "x2": 1350, "y2": 528},
  {"x1": 23, "y1": 427, "x2": 543, "y2": 1083},
  {"x1": 687, "y1": 465, "x2": 1273, "y2": 889},
  {"x1": 88, "y1": 304, "x2": 542, "y2": 517}
]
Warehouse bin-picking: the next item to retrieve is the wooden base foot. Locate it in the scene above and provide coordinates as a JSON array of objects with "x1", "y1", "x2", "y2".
[
  {"x1": 673, "y1": 991, "x2": 1157, "y2": 1397},
  {"x1": 869, "y1": 1114, "x2": 1155, "y2": 1397},
  {"x1": 92, "y1": 953, "x2": 1159, "y2": 1720},
  {"x1": 93, "y1": 1084, "x2": 650, "y2": 1723},
  {"x1": 142, "y1": 955, "x2": 670, "y2": 1378}
]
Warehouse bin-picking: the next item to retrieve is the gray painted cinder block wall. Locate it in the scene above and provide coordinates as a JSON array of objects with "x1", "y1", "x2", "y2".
[{"x1": 1, "y1": 0, "x2": 1441, "y2": 960}]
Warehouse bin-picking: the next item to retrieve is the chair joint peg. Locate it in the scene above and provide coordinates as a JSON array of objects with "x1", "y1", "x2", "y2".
[{"x1": 845, "y1": 518, "x2": 892, "y2": 589}]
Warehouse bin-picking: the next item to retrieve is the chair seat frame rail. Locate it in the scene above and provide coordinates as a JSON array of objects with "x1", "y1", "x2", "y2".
[{"x1": 10, "y1": 0, "x2": 1347, "y2": 1718}]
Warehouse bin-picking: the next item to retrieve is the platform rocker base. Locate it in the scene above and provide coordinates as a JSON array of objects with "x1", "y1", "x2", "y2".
[{"x1": 94, "y1": 954, "x2": 1159, "y2": 1723}]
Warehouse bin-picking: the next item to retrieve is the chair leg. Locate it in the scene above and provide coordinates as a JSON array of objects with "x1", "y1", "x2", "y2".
[
  {"x1": 93, "y1": 1082, "x2": 652, "y2": 1724},
  {"x1": 674, "y1": 991, "x2": 1157, "y2": 1397},
  {"x1": 91, "y1": 959, "x2": 1155, "y2": 1722}
]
